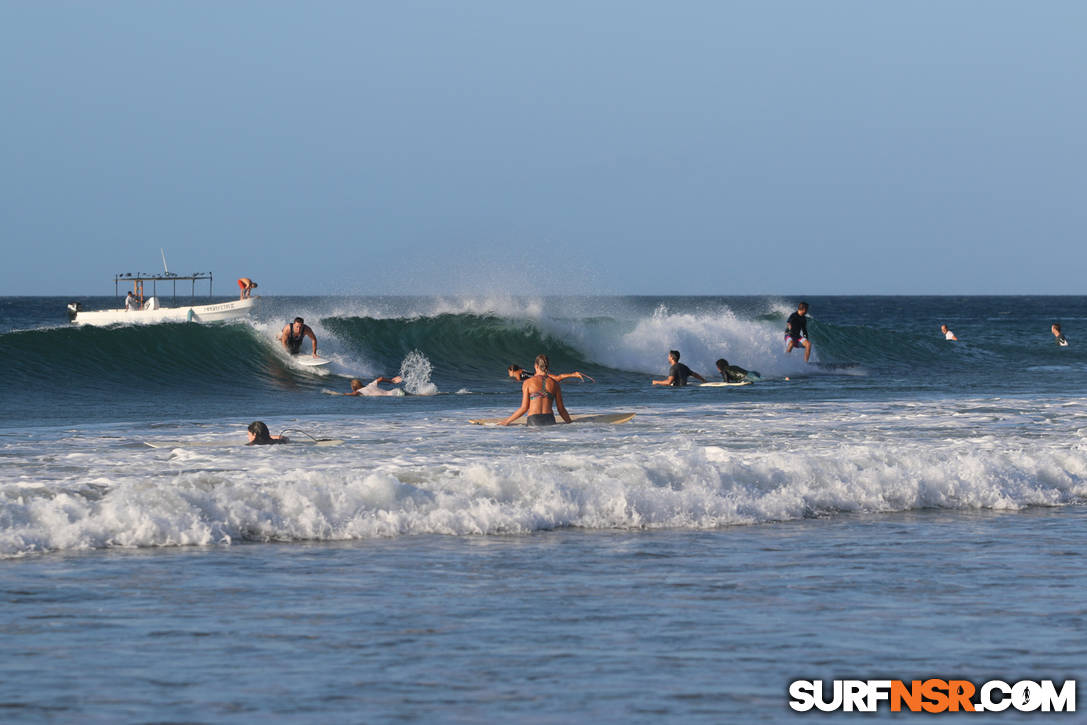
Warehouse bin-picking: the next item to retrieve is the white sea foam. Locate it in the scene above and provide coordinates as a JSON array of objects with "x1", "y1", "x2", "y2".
[{"x1": 3, "y1": 397, "x2": 1086, "y2": 558}]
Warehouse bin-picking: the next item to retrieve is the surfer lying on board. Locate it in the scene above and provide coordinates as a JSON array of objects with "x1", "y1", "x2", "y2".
[
  {"x1": 502, "y1": 354, "x2": 572, "y2": 426},
  {"x1": 507, "y1": 364, "x2": 594, "y2": 384},
  {"x1": 651, "y1": 350, "x2": 706, "y2": 386},
  {"x1": 247, "y1": 421, "x2": 288, "y2": 445},
  {"x1": 280, "y1": 317, "x2": 319, "y2": 357},
  {"x1": 715, "y1": 358, "x2": 759, "y2": 383},
  {"x1": 784, "y1": 301, "x2": 812, "y2": 362},
  {"x1": 346, "y1": 376, "x2": 405, "y2": 396}
]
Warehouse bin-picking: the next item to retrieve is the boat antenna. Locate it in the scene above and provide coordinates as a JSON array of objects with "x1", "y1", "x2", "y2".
[{"x1": 161, "y1": 248, "x2": 169, "y2": 274}]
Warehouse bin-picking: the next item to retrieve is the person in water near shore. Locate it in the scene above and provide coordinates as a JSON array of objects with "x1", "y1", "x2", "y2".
[
  {"x1": 940, "y1": 324, "x2": 958, "y2": 341},
  {"x1": 247, "y1": 421, "x2": 288, "y2": 445},
  {"x1": 280, "y1": 317, "x2": 318, "y2": 357},
  {"x1": 785, "y1": 302, "x2": 812, "y2": 362},
  {"x1": 346, "y1": 376, "x2": 405, "y2": 396},
  {"x1": 715, "y1": 358, "x2": 758, "y2": 383},
  {"x1": 1052, "y1": 323, "x2": 1069, "y2": 347},
  {"x1": 652, "y1": 350, "x2": 706, "y2": 386},
  {"x1": 502, "y1": 353, "x2": 572, "y2": 426},
  {"x1": 507, "y1": 364, "x2": 594, "y2": 384},
  {"x1": 238, "y1": 278, "x2": 258, "y2": 299}
]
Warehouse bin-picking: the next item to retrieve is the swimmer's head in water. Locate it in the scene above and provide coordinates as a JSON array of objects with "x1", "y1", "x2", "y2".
[
  {"x1": 350, "y1": 379, "x2": 363, "y2": 391},
  {"x1": 534, "y1": 354, "x2": 550, "y2": 373},
  {"x1": 248, "y1": 420, "x2": 272, "y2": 444}
]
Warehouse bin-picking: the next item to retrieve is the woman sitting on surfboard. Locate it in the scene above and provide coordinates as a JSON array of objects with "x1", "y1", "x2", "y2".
[
  {"x1": 502, "y1": 354, "x2": 572, "y2": 426},
  {"x1": 507, "y1": 364, "x2": 594, "y2": 384}
]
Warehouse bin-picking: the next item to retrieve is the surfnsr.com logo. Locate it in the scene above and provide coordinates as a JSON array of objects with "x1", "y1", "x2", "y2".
[{"x1": 789, "y1": 679, "x2": 1075, "y2": 713}]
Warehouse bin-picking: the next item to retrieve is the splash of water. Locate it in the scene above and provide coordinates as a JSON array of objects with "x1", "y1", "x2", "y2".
[{"x1": 399, "y1": 350, "x2": 439, "y2": 395}]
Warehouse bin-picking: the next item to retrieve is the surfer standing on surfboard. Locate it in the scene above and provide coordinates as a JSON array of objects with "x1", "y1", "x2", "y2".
[
  {"x1": 502, "y1": 354, "x2": 572, "y2": 426},
  {"x1": 280, "y1": 317, "x2": 319, "y2": 357},
  {"x1": 785, "y1": 302, "x2": 813, "y2": 362}
]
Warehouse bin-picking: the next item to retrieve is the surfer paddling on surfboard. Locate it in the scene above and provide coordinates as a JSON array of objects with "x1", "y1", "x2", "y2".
[
  {"x1": 345, "y1": 376, "x2": 405, "y2": 396},
  {"x1": 502, "y1": 354, "x2": 572, "y2": 426},
  {"x1": 716, "y1": 359, "x2": 759, "y2": 383},
  {"x1": 280, "y1": 317, "x2": 319, "y2": 358},
  {"x1": 247, "y1": 421, "x2": 288, "y2": 445}
]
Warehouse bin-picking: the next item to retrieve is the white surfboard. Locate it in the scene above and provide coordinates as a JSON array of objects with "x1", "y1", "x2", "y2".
[
  {"x1": 145, "y1": 438, "x2": 343, "y2": 449},
  {"x1": 291, "y1": 355, "x2": 331, "y2": 368},
  {"x1": 468, "y1": 412, "x2": 636, "y2": 426},
  {"x1": 700, "y1": 381, "x2": 753, "y2": 387}
]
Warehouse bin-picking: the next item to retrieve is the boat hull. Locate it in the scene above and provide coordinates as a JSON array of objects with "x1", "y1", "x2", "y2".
[{"x1": 70, "y1": 297, "x2": 257, "y2": 326}]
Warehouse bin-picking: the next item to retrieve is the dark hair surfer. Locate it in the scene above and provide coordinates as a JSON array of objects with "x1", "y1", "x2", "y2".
[
  {"x1": 652, "y1": 350, "x2": 706, "y2": 386},
  {"x1": 247, "y1": 421, "x2": 288, "y2": 445}
]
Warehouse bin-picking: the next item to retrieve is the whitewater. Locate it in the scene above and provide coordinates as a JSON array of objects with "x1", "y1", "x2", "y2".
[{"x1": 1, "y1": 294, "x2": 1085, "y2": 722}]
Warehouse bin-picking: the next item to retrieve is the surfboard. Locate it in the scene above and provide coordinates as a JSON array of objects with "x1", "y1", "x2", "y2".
[
  {"x1": 145, "y1": 438, "x2": 343, "y2": 448},
  {"x1": 291, "y1": 355, "x2": 331, "y2": 368},
  {"x1": 468, "y1": 412, "x2": 636, "y2": 426},
  {"x1": 700, "y1": 381, "x2": 753, "y2": 387}
]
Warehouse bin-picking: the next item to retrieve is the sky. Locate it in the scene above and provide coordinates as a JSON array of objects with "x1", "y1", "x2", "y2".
[{"x1": 2, "y1": 1, "x2": 1086, "y2": 296}]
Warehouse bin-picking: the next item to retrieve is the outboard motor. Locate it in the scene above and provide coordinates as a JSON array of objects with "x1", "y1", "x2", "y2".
[{"x1": 67, "y1": 302, "x2": 82, "y2": 323}]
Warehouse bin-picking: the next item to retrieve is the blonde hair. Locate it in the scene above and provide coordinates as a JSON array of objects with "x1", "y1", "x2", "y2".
[
  {"x1": 534, "y1": 354, "x2": 550, "y2": 373},
  {"x1": 350, "y1": 379, "x2": 363, "y2": 391}
]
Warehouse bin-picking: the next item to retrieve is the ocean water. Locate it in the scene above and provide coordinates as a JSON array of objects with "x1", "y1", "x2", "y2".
[{"x1": 1, "y1": 295, "x2": 1085, "y2": 722}]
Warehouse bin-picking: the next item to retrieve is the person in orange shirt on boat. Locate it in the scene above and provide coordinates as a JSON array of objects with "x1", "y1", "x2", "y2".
[{"x1": 238, "y1": 278, "x2": 258, "y2": 299}]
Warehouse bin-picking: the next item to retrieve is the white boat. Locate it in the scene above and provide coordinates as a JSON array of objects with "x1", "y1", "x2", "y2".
[{"x1": 67, "y1": 270, "x2": 258, "y2": 326}]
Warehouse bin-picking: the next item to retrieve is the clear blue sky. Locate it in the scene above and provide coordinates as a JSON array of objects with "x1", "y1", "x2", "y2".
[{"x1": 3, "y1": 1, "x2": 1085, "y2": 295}]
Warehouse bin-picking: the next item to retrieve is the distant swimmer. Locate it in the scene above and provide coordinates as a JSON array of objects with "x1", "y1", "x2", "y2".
[
  {"x1": 940, "y1": 324, "x2": 958, "y2": 341},
  {"x1": 502, "y1": 353, "x2": 572, "y2": 426},
  {"x1": 280, "y1": 317, "x2": 318, "y2": 357},
  {"x1": 784, "y1": 302, "x2": 812, "y2": 362},
  {"x1": 507, "y1": 364, "x2": 594, "y2": 384},
  {"x1": 247, "y1": 421, "x2": 288, "y2": 445},
  {"x1": 715, "y1": 358, "x2": 759, "y2": 383},
  {"x1": 652, "y1": 350, "x2": 706, "y2": 387},
  {"x1": 1052, "y1": 323, "x2": 1069, "y2": 347},
  {"x1": 238, "y1": 278, "x2": 258, "y2": 299},
  {"x1": 346, "y1": 376, "x2": 405, "y2": 397}
]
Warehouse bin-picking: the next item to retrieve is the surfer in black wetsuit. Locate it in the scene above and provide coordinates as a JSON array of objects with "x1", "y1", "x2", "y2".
[
  {"x1": 1052, "y1": 323, "x2": 1069, "y2": 347},
  {"x1": 279, "y1": 317, "x2": 318, "y2": 357},
  {"x1": 784, "y1": 302, "x2": 812, "y2": 362},
  {"x1": 715, "y1": 358, "x2": 757, "y2": 383},
  {"x1": 651, "y1": 350, "x2": 706, "y2": 386}
]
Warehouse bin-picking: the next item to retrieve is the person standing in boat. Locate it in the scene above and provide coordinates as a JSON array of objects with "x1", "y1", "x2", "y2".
[
  {"x1": 280, "y1": 317, "x2": 318, "y2": 357},
  {"x1": 238, "y1": 278, "x2": 258, "y2": 299},
  {"x1": 125, "y1": 290, "x2": 140, "y2": 311}
]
